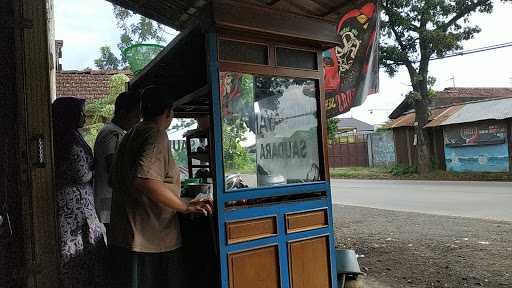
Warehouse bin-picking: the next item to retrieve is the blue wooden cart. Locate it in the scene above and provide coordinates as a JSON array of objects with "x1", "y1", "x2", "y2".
[{"x1": 128, "y1": 2, "x2": 343, "y2": 287}]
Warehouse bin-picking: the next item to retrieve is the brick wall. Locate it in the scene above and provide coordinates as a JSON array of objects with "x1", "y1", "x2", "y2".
[{"x1": 56, "y1": 70, "x2": 131, "y2": 100}]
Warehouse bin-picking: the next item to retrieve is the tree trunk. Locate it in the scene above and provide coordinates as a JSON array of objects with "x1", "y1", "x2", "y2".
[{"x1": 414, "y1": 91, "x2": 432, "y2": 175}]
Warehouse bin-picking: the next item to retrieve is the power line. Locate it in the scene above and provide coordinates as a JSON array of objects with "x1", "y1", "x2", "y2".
[{"x1": 429, "y1": 42, "x2": 512, "y2": 61}]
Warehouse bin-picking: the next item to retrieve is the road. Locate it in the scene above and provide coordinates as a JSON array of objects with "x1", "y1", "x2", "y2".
[{"x1": 330, "y1": 179, "x2": 512, "y2": 221}]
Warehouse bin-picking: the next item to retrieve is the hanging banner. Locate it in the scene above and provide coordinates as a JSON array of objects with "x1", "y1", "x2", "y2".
[
  {"x1": 444, "y1": 122, "x2": 507, "y2": 147},
  {"x1": 324, "y1": 0, "x2": 380, "y2": 118}
]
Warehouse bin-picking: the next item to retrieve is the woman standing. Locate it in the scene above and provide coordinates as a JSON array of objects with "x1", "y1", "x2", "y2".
[{"x1": 52, "y1": 97, "x2": 106, "y2": 288}]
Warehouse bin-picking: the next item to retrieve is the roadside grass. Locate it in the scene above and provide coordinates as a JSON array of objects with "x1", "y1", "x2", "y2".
[
  {"x1": 330, "y1": 166, "x2": 392, "y2": 179},
  {"x1": 330, "y1": 166, "x2": 512, "y2": 181}
]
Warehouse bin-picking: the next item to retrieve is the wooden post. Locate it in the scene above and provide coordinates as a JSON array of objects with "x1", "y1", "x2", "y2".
[
  {"x1": 19, "y1": 0, "x2": 59, "y2": 286},
  {"x1": 405, "y1": 128, "x2": 413, "y2": 166}
]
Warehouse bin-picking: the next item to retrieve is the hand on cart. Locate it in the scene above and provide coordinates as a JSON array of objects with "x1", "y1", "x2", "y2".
[
  {"x1": 184, "y1": 200, "x2": 213, "y2": 216},
  {"x1": 187, "y1": 192, "x2": 214, "y2": 216}
]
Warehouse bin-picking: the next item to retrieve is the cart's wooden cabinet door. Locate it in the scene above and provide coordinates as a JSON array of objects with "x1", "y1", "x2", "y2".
[
  {"x1": 289, "y1": 237, "x2": 331, "y2": 288},
  {"x1": 228, "y1": 246, "x2": 281, "y2": 288}
]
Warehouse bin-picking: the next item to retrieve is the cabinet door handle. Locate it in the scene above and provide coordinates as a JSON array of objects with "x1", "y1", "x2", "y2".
[{"x1": 33, "y1": 135, "x2": 46, "y2": 168}]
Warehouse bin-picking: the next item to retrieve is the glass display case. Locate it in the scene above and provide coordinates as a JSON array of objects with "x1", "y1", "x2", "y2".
[{"x1": 221, "y1": 73, "x2": 321, "y2": 190}]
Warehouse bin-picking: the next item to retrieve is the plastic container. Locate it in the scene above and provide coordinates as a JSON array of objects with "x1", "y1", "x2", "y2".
[{"x1": 122, "y1": 44, "x2": 164, "y2": 75}]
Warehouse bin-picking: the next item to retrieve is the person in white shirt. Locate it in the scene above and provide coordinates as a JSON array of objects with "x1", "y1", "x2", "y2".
[{"x1": 94, "y1": 91, "x2": 141, "y2": 236}]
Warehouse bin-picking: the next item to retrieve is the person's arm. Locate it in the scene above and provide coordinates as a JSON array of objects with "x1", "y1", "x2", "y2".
[
  {"x1": 103, "y1": 131, "x2": 122, "y2": 187},
  {"x1": 133, "y1": 178, "x2": 212, "y2": 215}
]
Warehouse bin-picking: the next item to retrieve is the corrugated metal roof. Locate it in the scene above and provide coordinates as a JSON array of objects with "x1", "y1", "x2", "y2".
[
  {"x1": 389, "y1": 87, "x2": 512, "y2": 119},
  {"x1": 385, "y1": 106, "x2": 462, "y2": 129},
  {"x1": 386, "y1": 97, "x2": 512, "y2": 129},
  {"x1": 441, "y1": 97, "x2": 512, "y2": 126},
  {"x1": 385, "y1": 113, "x2": 416, "y2": 128},
  {"x1": 424, "y1": 105, "x2": 463, "y2": 128}
]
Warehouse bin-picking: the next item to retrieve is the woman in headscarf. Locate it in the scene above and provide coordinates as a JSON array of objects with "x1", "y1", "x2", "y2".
[{"x1": 52, "y1": 97, "x2": 106, "y2": 288}]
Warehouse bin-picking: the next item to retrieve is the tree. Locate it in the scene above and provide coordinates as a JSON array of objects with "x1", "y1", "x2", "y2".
[
  {"x1": 82, "y1": 74, "x2": 130, "y2": 146},
  {"x1": 94, "y1": 46, "x2": 121, "y2": 70},
  {"x1": 93, "y1": 5, "x2": 168, "y2": 70},
  {"x1": 328, "y1": 118, "x2": 340, "y2": 144},
  {"x1": 112, "y1": 5, "x2": 167, "y2": 66},
  {"x1": 380, "y1": 0, "x2": 510, "y2": 174},
  {"x1": 223, "y1": 117, "x2": 254, "y2": 172}
]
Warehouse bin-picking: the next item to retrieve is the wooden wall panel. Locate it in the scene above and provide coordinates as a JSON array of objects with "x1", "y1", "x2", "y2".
[
  {"x1": 228, "y1": 246, "x2": 281, "y2": 288},
  {"x1": 393, "y1": 127, "x2": 417, "y2": 167},
  {"x1": 0, "y1": 1, "x2": 27, "y2": 287},
  {"x1": 288, "y1": 236, "x2": 331, "y2": 288},
  {"x1": 21, "y1": 0, "x2": 59, "y2": 286},
  {"x1": 227, "y1": 217, "x2": 277, "y2": 244},
  {"x1": 327, "y1": 142, "x2": 369, "y2": 168},
  {"x1": 213, "y1": 0, "x2": 340, "y2": 47},
  {"x1": 286, "y1": 209, "x2": 327, "y2": 233}
]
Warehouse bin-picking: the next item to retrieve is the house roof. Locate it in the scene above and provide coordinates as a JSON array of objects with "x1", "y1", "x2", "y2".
[
  {"x1": 105, "y1": 0, "x2": 350, "y2": 31},
  {"x1": 441, "y1": 97, "x2": 512, "y2": 126},
  {"x1": 385, "y1": 105, "x2": 462, "y2": 129},
  {"x1": 56, "y1": 70, "x2": 132, "y2": 100},
  {"x1": 389, "y1": 87, "x2": 512, "y2": 119},
  {"x1": 385, "y1": 97, "x2": 512, "y2": 129},
  {"x1": 337, "y1": 117, "x2": 374, "y2": 131}
]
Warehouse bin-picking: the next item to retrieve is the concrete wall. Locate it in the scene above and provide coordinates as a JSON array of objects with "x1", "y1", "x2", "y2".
[
  {"x1": 444, "y1": 120, "x2": 510, "y2": 173},
  {"x1": 368, "y1": 131, "x2": 396, "y2": 167},
  {"x1": 445, "y1": 144, "x2": 509, "y2": 172}
]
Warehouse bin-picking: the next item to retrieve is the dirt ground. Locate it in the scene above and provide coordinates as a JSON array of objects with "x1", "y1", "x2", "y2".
[{"x1": 333, "y1": 205, "x2": 512, "y2": 288}]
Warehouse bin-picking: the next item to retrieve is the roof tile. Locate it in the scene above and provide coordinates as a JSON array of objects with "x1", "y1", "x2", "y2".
[{"x1": 56, "y1": 70, "x2": 132, "y2": 100}]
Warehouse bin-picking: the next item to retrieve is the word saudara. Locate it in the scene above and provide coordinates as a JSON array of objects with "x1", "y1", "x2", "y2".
[{"x1": 259, "y1": 140, "x2": 307, "y2": 160}]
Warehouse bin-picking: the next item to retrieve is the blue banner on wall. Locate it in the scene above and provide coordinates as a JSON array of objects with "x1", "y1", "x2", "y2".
[{"x1": 445, "y1": 144, "x2": 509, "y2": 173}]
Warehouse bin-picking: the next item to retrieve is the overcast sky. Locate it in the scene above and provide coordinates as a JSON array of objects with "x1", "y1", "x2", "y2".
[{"x1": 55, "y1": 0, "x2": 512, "y2": 125}]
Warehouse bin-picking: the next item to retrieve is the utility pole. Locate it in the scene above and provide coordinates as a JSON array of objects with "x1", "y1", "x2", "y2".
[{"x1": 451, "y1": 75, "x2": 456, "y2": 88}]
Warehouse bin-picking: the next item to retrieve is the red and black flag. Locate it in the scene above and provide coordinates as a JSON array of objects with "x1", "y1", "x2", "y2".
[{"x1": 324, "y1": 0, "x2": 380, "y2": 118}]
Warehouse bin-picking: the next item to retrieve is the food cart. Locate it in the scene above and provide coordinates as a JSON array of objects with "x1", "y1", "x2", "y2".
[{"x1": 127, "y1": 1, "x2": 342, "y2": 287}]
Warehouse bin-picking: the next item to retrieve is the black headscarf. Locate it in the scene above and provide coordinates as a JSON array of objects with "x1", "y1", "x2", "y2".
[{"x1": 52, "y1": 97, "x2": 91, "y2": 156}]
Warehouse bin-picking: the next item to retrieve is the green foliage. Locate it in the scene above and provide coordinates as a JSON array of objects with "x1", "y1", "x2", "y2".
[
  {"x1": 389, "y1": 164, "x2": 418, "y2": 176},
  {"x1": 223, "y1": 117, "x2": 255, "y2": 172},
  {"x1": 118, "y1": 32, "x2": 133, "y2": 66},
  {"x1": 94, "y1": 46, "x2": 121, "y2": 70},
  {"x1": 172, "y1": 149, "x2": 188, "y2": 168},
  {"x1": 94, "y1": 5, "x2": 169, "y2": 70},
  {"x1": 328, "y1": 118, "x2": 340, "y2": 144},
  {"x1": 240, "y1": 74, "x2": 254, "y2": 105},
  {"x1": 108, "y1": 74, "x2": 130, "y2": 99},
  {"x1": 330, "y1": 167, "x2": 391, "y2": 179},
  {"x1": 112, "y1": 5, "x2": 166, "y2": 66},
  {"x1": 330, "y1": 167, "x2": 512, "y2": 180},
  {"x1": 81, "y1": 74, "x2": 130, "y2": 147}
]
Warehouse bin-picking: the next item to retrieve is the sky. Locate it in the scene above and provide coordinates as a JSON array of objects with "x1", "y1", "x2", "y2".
[{"x1": 55, "y1": 0, "x2": 512, "y2": 125}]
